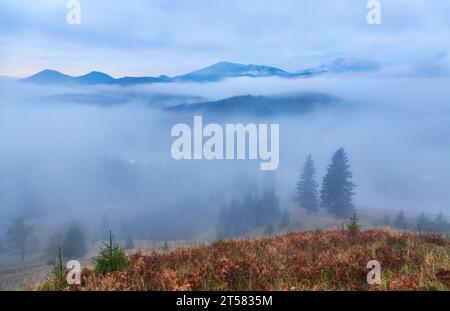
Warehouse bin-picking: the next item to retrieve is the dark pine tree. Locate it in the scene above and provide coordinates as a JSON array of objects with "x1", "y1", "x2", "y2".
[
  {"x1": 279, "y1": 209, "x2": 290, "y2": 229},
  {"x1": 320, "y1": 148, "x2": 356, "y2": 218},
  {"x1": 434, "y1": 212, "x2": 448, "y2": 233},
  {"x1": 416, "y1": 212, "x2": 429, "y2": 232},
  {"x1": 125, "y1": 235, "x2": 134, "y2": 250},
  {"x1": 393, "y1": 210, "x2": 406, "y2": 229},
  {"x1": 259, "y1": 189, "x2": 281, "y2": 226},
  {"x1": 6, "y1": 218, "x2": 34, "y2": 263},
  {"x1": 381, "y1": 213, "x2": 391, "y2": 226},
  {"x1": 295, "y1": 155, "x2": 319, "y2": 213},
  {"x1": 62, "y1": 224, "x2": 87, "y2": 259},
  {"x1": 216, "y1": 190, "x2": 282, "y2": 237}
]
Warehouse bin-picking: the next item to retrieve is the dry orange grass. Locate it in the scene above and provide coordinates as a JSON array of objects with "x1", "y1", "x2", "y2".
[{"x1": 52, "y1": 229, "x2": 450, "y2": 291}]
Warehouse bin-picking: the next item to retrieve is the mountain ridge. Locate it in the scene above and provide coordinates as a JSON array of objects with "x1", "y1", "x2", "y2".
[
  {"x1": 22, "y1": 58, "x2": 381, "y2": 85},
  {"x1": 166, "y1": 93, "x2": 341, "y2": 115}
]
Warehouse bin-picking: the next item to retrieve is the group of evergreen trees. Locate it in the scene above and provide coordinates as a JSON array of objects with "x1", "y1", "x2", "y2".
[
  {"x1": 1, "y1": 219, "x2": 89, "y2": 264},
  {"x1": 216, "y1": 189, "x2": 283, "y2": 237},
  {"x1": 2, "y1": 217, "x2": 137, "y2": 265},
  {"x1": 381, "y1": 210, "x2": 450, "y2": 234},
  {"x1": 216, "y1": 147, "x2": 355, "y2": 237},
  {"x1": 295, "y1": 148, "x2": 356, "y2": 218},
  {"x1": 417, "y1": 212, "x2": 450, "y2": 233},
  {"x1": 380, "y1": 210, "x2": 409, "y2": 229},
  {"x1": 43, "y1": 223, "x2": 88, "y2": 264}
]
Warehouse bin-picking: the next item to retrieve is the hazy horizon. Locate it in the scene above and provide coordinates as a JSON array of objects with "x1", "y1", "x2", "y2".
[{"x1": 1, "y1": 0, "x2": 450, "y2": 77}]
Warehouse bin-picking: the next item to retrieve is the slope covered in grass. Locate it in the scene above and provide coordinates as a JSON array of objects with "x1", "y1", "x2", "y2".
[{"x1": 51, "y1": 230, "x2": 450, "y2": 291}]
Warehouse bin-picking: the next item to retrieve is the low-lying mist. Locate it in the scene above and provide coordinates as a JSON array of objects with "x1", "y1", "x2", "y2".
[{"x1": 1, "y1": 74, "x2": 450, "y2": 243}]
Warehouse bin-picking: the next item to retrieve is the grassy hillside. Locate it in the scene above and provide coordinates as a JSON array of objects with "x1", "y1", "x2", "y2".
[{"x1": 52, "y1": 229, "x2": 450, "y2": 291}]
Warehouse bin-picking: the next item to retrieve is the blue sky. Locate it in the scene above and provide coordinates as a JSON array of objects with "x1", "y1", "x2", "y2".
[{"x1": 1, "y1": 0, "x2": 449, "y2": 77}]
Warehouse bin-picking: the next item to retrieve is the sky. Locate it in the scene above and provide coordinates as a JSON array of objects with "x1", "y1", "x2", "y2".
[{"x1": 0, "y1": 0, "x2": 450, "y2": 77}]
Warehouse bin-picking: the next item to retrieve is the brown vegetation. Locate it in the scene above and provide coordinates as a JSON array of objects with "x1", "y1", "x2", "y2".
[{"x1": 50, "y1": 229, "x2": 450, "y2": 291}]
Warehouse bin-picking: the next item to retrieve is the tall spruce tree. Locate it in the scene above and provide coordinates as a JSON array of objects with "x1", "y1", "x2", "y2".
[
  {"x1": 6, "y1": 218, "x2": 34, "y2": 263},
  {"x1": 381, "y1": 213, "x2": 391, "y2": 226},
  {"x1": 320, "y1": 148, "x2": 356, "y2": 218},
  {"x1": 393, "y1": 210, "x2": 406, "y2": 229},
  {"x1": 434, "y1": 212, "x2": 447, "y2": 233},
  {"x1": 416, "y1": 212, "x2": 429, "y2": 232},
  {"x1": 295, "y1": 155, "x2": 319, "y2": 213},
  {"x1": 62, "y1": 224, "x2": 87, "y2": 259}
]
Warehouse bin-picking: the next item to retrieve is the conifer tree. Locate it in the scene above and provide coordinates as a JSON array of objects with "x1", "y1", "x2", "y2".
[
  {"x1": 6, "y1": 218, "x2": 34, "y2": 263},
  {"x1": 62, "y1": 224, "x2": 87, "y2": 259},
  {"x1": 295, "y1": 155, "x2": 319, "y2": 213},
  {"x1": 381, "y1": 213, "x2": 391, "y2": 226},
  {"x1": 416, "y1": 212, "x2": 428, "y2": 232},
  {"x1": 125, "y1": 235, "x2": 134, "y2": 250},
  {"x1": 320, "y1": 148, "x2": 356, "y2": 218},
  {"x1": 434, "y1": 212, "x2": 447, "y2": 233},
  {"x1": 279, "y1": 209, "x2": 290, "y2": 229},
  {"x1": 393, "y1": 210, "x2": 406, "y2": 229}
]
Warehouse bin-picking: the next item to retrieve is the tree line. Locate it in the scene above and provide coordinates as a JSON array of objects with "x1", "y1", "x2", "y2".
[
  {"x1": 0, "y1": 220, "x2": 135, "y2": 264},
  {"x1": 383, "y1": 210, "x2": 450, "y2": 233},
  {"x1": 216, "y1": 189, "x2": 290, "y2": 237}
]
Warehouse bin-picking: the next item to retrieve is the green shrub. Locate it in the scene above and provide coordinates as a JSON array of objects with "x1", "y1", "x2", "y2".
[
  {"x1": 93, "y1": 230, "x2": 128, "y2": 275},
  {"x1": 346, "y1": 213, "x2": 361, "y2": 236},
  {"x1": 41, "y1": 247, "x2": 67, "y2": 291}
]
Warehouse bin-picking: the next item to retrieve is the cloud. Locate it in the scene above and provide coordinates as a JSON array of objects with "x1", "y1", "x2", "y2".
[{"x1": 1, "y1": 0, "x2": 450, "y2": 77}]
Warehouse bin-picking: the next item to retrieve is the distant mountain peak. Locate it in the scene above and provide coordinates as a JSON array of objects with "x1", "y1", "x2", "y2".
[
  {"x1": 30, "y1": 69, "x2": 68, "y2": 77},
  {"x1": 209, "y1": 61, "x2": 241, "y2": 67},
  {"x1": 173, "y1": 61, "x2": 291, "y2": 82},
  {"x1": 327, "y1": 57, "x2": 381, "y2": 73},
  {"x1": 39, "y1": 69, "x2": 64, "y2": 74},
  {"x1": 24, "y1": 69, "x2": 74, "y2": 84},
  {"x1": 76, "y1": 71, "x2": 115, "y2": 84},
  {"x1": 82, "y1": 71, "x2": 113, "y2": 77},
  {"x1": 296, "y1": 57, "x2": 381, "y2": 76}
]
